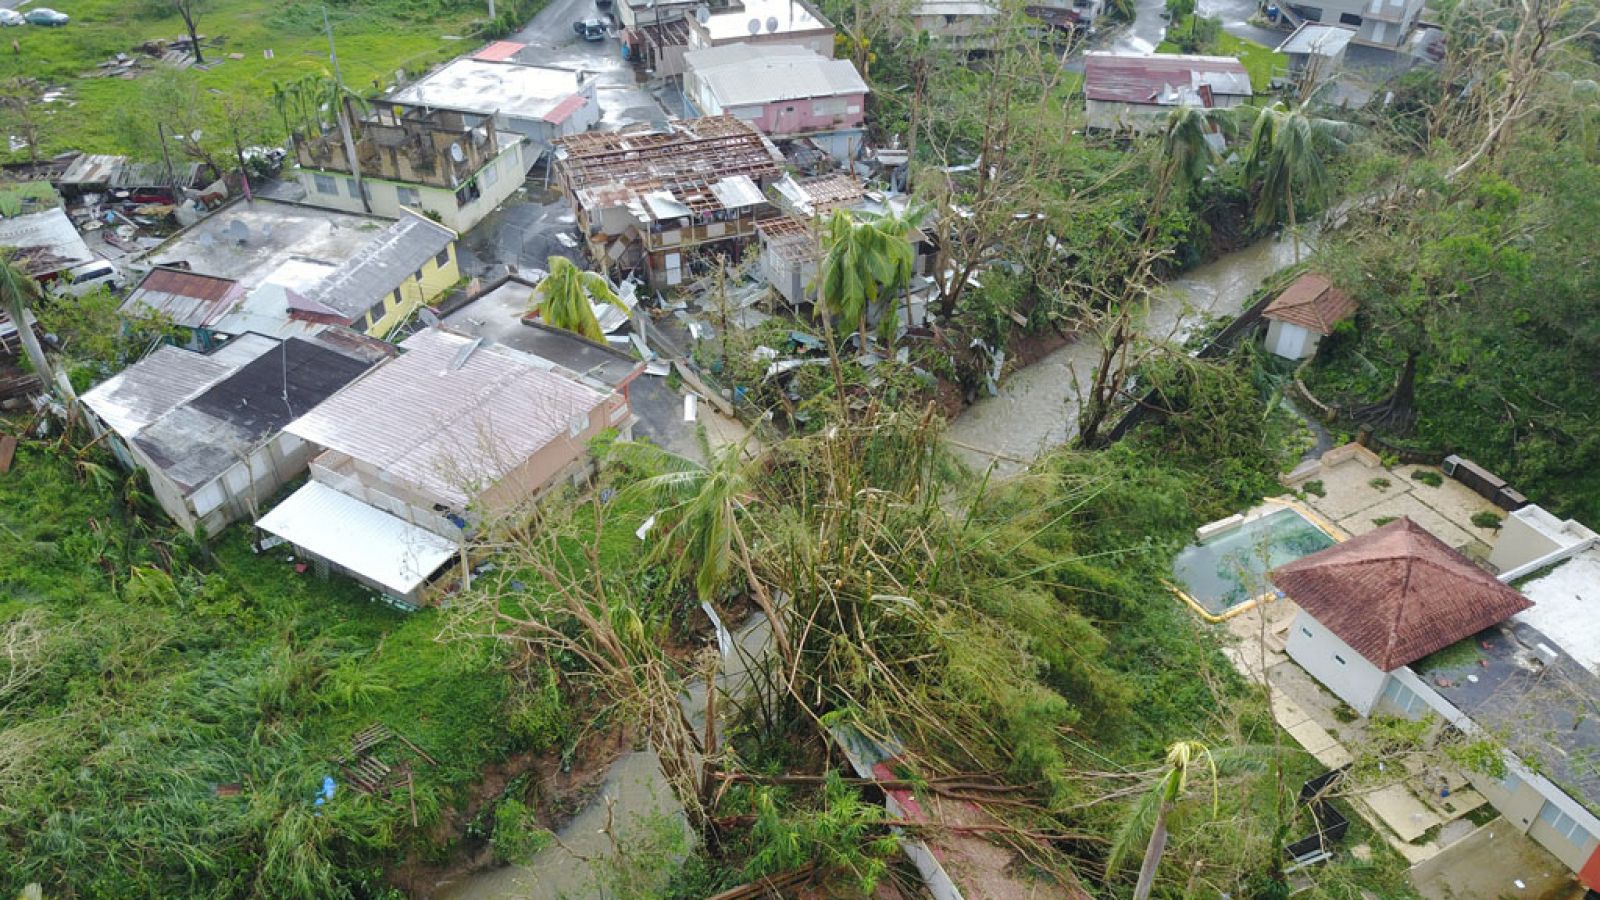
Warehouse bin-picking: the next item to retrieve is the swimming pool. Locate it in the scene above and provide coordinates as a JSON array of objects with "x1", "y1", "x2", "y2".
[{"x1": 1170, "y1": 505, "x2": 1340, "y2": 619}]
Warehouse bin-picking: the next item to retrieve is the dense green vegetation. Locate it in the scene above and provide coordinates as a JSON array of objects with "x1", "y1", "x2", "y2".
[{"x1": 0, "y1": 447, "x2": 517, "y2": 895}]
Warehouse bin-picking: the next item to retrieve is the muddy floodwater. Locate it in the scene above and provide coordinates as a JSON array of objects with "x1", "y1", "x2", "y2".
[{"x1": 943, "y1": 235, "x2": 1308, "y2": 476}]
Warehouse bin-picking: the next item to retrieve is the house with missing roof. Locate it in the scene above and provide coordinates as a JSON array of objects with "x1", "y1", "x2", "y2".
[
  {"x1": 683, "y1": 44, "x2": 869, "y2": 161},
  {"x1": 1261, "y1": 272, "x2": 1358, "y2": 360},
  {"x1": 758, "y1": 173, "x2": 934, "y2": 307},
  {"x1": 1082, "y1": 52, "x2": 1252, "y2": 133},
  {"x1": 1272, "y1": 518, "x2": 1600, "y2": 889},
  {"x1": 552, "y1": 116, "x2": 784, "y2": 289},
  {"x1": 258, "y1": 328, "x2": 635, "y2": 605},
  {"x1": 79, "y1": 331, "x2": 391, "y2": 536},
  {"x1": 293, "y1": 100, "x2": 527, "y2": 234}
]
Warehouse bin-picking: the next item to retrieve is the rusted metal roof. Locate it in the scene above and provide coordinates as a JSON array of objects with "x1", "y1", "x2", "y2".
[
  {"x1": 1271, "y1": 518, "x2": 1534, "y2": 671},
  {"x1": 120, "y1": 266, "x2": 247, "y2": 330},
  {"x1": 284, "y1": 328, "x2": 613, "y2": 509},
  {"x1": 1262, "y1": 272, "x2": 1358, "y2": 334},
  {"x1": 1083, "y1": 52, "x2": 1251, "y2": 105}
]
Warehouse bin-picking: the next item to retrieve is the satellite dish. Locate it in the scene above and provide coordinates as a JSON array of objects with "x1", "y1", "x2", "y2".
[
  {"x1": 748, "y1": 17, "x2": 761, "y2": 34},
  {"x1": 224, "y1": 219, "x2": 251, "y2": 244},
  {"x1": 449, "y1": 142, "x2": 465, "y2": 163},
  {"x1": 695, "y1": 4, "x2": 710, "y2": 23},
  {"x1": 418, "y1": 307, "x2": 440, "y2": 327},
  {"x1": 766, "y1": 15, "x2": 779, "y2": 31}
]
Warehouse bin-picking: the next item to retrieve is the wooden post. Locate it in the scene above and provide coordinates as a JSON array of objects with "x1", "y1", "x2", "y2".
[{"x1": 700, "y1": 666, "x2": 718, "y2": 806}]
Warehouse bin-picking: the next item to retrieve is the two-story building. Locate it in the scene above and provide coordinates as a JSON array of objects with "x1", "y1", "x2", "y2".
[
  {"x1": 685, "y1": 0, "x2": 836, "y2": 57},
  {"x1": 552, "y1": 115, "x2": 784, "y2": 289},
  {"x1": 293, "y1": 100, "x2": 527, "y2": 233},
  {"x1": 683, "y1": 44, "x2": 869, "y2": 160},
  {"x1": 1279, "y1": 0, "x2": 1423, "y2": 49},
  {"x1": 293, "y1": 211, "x2": 460, "y2": 339},
  {"x1": 257, "y1": 328, "x2": 634, "y2": 605}
]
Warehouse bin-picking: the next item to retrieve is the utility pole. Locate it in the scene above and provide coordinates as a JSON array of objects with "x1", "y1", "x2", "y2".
[{"x1": 323, "y1": 6, "x2": 371, "y2": 214}]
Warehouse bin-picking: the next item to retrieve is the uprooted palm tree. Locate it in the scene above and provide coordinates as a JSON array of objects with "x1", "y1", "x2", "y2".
[
  {"x1": 818, "y1": 207, "x2": 918, "y2": 353},
  {"x1": 1239, "y1": 101, "x2": 1347, "y2": 263},
  {"x1": 1106, "y1": 739, "x2": 1278, "y2": 900},
  {"x1": 0, "y1": 249, "x2": 54, "y2": 399},
  {"x1": 531, "y1": 256, "x2": 626, "y2": 343},
  {"x1": 608, "y1": 438, "x2": 794, "y2": 671}
]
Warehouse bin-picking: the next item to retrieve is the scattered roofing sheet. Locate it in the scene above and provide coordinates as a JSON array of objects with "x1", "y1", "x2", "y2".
[
  {"x1": 129, "y1": 337, "x2": 376, "y2": 493},
  {"x1": 119, "y1": 267, "x2": 247, "y2": 330},
  {"x1": 284, "y1": 328, "x2": 610, "y2": 509},
  {"x1": 298, "y1": 212, "x2": 456, "y2": 321},
  {"x1": 138, "y1": 198, "x2": 390, "y2": 290},
  {"x1": 1083, "y1": 52, "x2": 1252, "y2": 105},
  {"x1": 442, "y1": 278, "x2": 643, "y2": 390},
  {"x1": 685, "y1": 44, "x2": 868, "y2": 107},
  {"x1": 257, "y1": 480, "x2": 457, "y2": 596},
  {"x1": 1270, "y1": 517, "x2": 1534, "y2": 671},
  {"x1": 699, "y1": 0, "x2": 832, "y2": 40},
  {"x1": 1276, "y1": 22, "x2": 1357, "y2": 57},
  {"x1": 387, "y1": 57, "x2": 587, "y2": 123},
  {"x1": 1262, "y1": 272, "x2": 1358, "y2": 334},
  {"x1": 58, "y1": 153, "x2": 124, "y2": 187},
  {"x1": 0, "y1": 207, "x2": 94, "y2": 276}
]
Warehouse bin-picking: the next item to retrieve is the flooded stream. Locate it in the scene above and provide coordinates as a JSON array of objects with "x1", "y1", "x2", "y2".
[{"x1": 943, "y1": 234, "x2": 1308, "y2": 476}]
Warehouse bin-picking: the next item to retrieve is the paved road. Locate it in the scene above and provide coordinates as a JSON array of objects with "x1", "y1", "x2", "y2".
[{"x1": 1100, "y1": 0, "x2": 1285, "y2": 54}]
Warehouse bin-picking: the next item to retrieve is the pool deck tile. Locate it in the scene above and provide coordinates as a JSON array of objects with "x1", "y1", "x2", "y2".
[{"x1": 1336, "y1": 493, "x2": 1477, "y2": 550}]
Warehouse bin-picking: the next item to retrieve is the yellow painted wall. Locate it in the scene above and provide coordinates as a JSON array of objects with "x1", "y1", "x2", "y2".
[{"x1": 360, "y1": 240, "x2": 460, "y2": 339}]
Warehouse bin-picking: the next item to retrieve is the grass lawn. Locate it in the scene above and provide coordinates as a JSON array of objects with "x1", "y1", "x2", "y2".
[
  {"x1": 0, "y1": 443, "x2": 519, "y2": 895},
  {"x1": 0, "y1": 0, "x2": 490, "y2": 157},
  {"x1": 1158, "y1": 17, "x2": 1286, "y2": 92}
]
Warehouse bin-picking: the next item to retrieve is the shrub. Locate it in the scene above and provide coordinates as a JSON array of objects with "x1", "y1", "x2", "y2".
[
  {"x1": 1410, "y1": 469, "x2": 1443, "y2": 487},
  {"x1": 1372, "y1": 516, "x2": 1397, "y2": 527},
  {"x1": 492, "y1": 798, "x2": 553, "y2": 865},
  {"x1": 1368, "y1": 477, "x2": 1392, "y2": 490},
  {"x1": 1302, "y1": 479, "x2": 1326, "y2": 498},
  {"x1": 1471, "y1": 511, "x2": 1504, "y2": 530}
]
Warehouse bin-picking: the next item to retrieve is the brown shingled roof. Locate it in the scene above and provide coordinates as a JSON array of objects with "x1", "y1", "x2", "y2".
[
  {"x1": 1262, "y1": 273, "x2": 1357, "y2": 335},
  {"x1": 1270, "y1": 518, "x2": 1533, "y2": 671}
]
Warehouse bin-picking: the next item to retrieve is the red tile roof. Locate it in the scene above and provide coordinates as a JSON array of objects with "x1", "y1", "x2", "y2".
[
  {"x1": 473, "y1": 41, "x2": 526, "y2": 62},
  {"x1": 1271, "y1": 518, "x2": 1534, "y2": 671},
  {"x1": 1262, "y1": 272, "x2": 1358, "y2": 334}
]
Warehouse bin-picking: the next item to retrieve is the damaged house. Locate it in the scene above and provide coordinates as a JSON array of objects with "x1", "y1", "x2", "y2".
[
  {"x1": 683, "y1": 44, "x2": 868, "y2": 161},
  {"x1": 552, "y1": 115, "x2": 784, "y2": 289},
  {"x1": 259, "y1": 328, "x2": 635, "y2": 605},
  {"x1": 293, "y1": 100, "x2": 528, "y2": 233},
  {"x1": 79, "y1": 331, "x2": 392, "y2": 536},
  {"x1": 1082, "y1": 52, "x2": 1252, "y2": 134}
]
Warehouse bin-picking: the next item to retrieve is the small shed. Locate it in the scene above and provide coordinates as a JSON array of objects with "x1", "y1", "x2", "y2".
[
  {"x1": 120, "y1": 267, "x2": 248, "y2": 349},
  {"x1": 1261, "y1": 272, "x2": 1357, "y2": 360}
]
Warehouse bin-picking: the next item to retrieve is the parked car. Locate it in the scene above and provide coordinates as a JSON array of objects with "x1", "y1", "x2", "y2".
[
  {"x1": 24, "y1": 8, "x2": 68, "y2": 25},
  {"x1": 573, "y1": 18, "x2": 607, "y2": 41},
  {"x1": 0, "y1": 10, "x2": 25, "y2": 26},
  {"x1": 52, "y1": 261, "x2": 121, "y2": 298}
]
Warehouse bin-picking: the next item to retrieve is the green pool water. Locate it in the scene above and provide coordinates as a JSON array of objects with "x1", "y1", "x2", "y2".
[{"x1": 1171, "y1": 507, "x2": 1337, "y2": 615}]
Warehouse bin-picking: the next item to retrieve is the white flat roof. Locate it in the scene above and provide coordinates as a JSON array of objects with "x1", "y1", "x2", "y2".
[
  {"x1": 258, "y1": 481, "x2": 458, "y2": 596},
  {"x1": 1276, "y1": 22, "x2": 1356, "y2": 57},
  {"x1": 702, "y1": 0, "x2": 829, "y2": 40},
  {"x1": 387, "y1": 58, "x2": 586, "y2": 123},
  {"x1": 686, "y1": 44, "x2": 868, "y2": 107},
  {"x1": 1515, "y1": 546, "x2": 1600, "y2": 677}
]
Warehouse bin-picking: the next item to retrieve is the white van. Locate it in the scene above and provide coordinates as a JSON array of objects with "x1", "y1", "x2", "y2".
[{"x1": 53, "y1": 261, "x2": 122, "y2": 298}]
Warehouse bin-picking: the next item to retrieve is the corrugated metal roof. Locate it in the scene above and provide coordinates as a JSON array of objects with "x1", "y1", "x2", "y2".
[
  {"x1": 120, "y1": 267, "x2": 247, "y2": 329},
  {"x1": 257, "y1": 481, "x2": 457, "y2": 596},
  {"x1": 1083, "y1": 52, "x2": 1252, "y2": 105},
  {"x1": 58, "y1": 153, "x2": 125, "y2": 186},
  {"x1": 81, "y1": 346, "x2": 236, "y2": 437},
  {"x1": 710, "y1": 175, "x2": 766, "y2": 209},
  {"x1": 298, "y1": 212, "x2": 457, "y2": 320},
  {"x1": 0, "y1": 207, "x2": 94, "y2": 276},
  {"x1": 284, "y1": 328, "x2": 611, "y2": 509},
  {"x1": 687, "y1": 44, "x2": 868, "y2": 108},
  {"x1": 1276, "y1": 22, "x2": 1356, "y2": 57}
]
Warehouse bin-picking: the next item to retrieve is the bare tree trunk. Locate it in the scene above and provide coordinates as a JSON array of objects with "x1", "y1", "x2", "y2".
[
  {"x1": 1132, "y1": 804, "x2": 1170, "y2": 900},
  {"x1": 180, "y1": 5, "x2": 204, "y2": 64}
]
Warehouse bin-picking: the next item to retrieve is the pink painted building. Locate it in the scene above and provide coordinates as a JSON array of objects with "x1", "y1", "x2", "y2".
[{"x1": 682, "y1": 44, "x2": 869, "y2": 161}]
